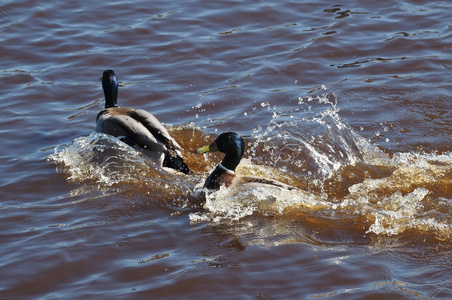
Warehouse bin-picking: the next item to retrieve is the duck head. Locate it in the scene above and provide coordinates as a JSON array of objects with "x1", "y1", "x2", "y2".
[
  {"x1": 195, "y1": 132, "x2": 297, "y2": 192},
  {"x1": 102, "y1": 70, "x2": 118, "y2": 108},
  {"x1": 195, "y1": 132, "x2": 245, "y2": 171}
]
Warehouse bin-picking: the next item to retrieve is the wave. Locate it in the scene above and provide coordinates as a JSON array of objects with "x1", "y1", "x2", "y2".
[
  {"x1": 48, "y1": 93, "x2": 451, "y2": 242},
  {"x1": 190, "y1": 92, "x2": 451, "y2": 241}
]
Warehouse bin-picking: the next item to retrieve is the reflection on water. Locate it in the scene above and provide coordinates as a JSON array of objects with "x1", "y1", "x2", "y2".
[
  {"x1": 3, "y1": 0, "x2": 451, "y2": 297},
  {"x1": 50, "y1": 92, "x2": 451, "y2": 244}
]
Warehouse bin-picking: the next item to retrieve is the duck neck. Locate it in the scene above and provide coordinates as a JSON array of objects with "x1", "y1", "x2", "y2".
[
  {"x1": 220, "y1": 149, "x2": 242, "y2": 171},
  {"x1": 204, "y1": 163, "x2": 235, "y2": 190},
  {"x1": 104, "y1": 88, "x2": 118, "y2": 108},
  {"x1": 203, "y1": 133, "x2": 245, "y2": 190},
  {"x1": 103, "y1": 75, "x2": 118, "y2": 108}
]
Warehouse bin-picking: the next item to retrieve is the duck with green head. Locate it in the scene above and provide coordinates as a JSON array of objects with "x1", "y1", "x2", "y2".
[
  {"x1": 195, "y1": 132, "x2": 296, "y2": 190},
  {"x1": 96, "y1": 70, "x2": 192, "y2": 174}
]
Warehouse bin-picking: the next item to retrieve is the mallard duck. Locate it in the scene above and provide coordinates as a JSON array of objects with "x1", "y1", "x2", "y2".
[
  {"x1": 195, "y1": 132, "x2": 296, "y2": 190},
  {"x1": 96, "y1": 70, "x2": 192, "y2": 174}
]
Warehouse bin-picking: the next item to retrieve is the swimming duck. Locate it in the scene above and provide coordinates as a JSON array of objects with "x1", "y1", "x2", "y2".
[
  {"x1": 96, "y1": 70, "x2": 192, "y2": 174},
  {"x1": 195, "y1": 132, "x2": 296, "y2": 190}
]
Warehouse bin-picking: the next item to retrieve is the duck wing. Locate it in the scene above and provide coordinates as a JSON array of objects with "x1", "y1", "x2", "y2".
[
  {"x1": 96, "y1": 110, "x2": 166, "y2": 153},
  {"x1": 97, "y1": 108, "x2": 192, "y2": 174},
  {"x1": 130, "y1": 109, "x2": 182, "y2": 151},
  {"x1": 131, "y1": 109, "x2": 193, "y2": 173},
  {"x1": 97, "y1": 108, "x2": 181, "y2": 151},
  {"x1": 234, "y1": 175, "x2": 297, "y2": 191}
]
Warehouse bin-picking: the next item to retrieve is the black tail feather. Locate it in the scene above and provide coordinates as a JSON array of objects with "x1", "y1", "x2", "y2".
[{"x1": 163, "y1": 154, "x2": 193, "y2": 175}]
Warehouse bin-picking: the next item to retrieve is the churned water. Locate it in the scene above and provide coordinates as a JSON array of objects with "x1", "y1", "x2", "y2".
[{"x1": 1, "y1": 0, "x2": 451, "y2": 299}]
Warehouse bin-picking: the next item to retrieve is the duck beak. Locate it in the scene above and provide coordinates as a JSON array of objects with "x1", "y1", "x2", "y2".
[
  {"x1": 195, "y1": 145, "x2": 211, "y2": 153},
  {"x1": 195, "y1": 142, "x2": 218, "y2": 153}
]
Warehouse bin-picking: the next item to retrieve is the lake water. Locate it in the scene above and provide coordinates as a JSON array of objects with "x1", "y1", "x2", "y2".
[{"x1": 1, "y1": 0, "x2": 451, "y2": 298}]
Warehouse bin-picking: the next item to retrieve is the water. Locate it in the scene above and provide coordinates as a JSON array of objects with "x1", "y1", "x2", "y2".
[{"x1": 1, "y1": 0, "x2": 451, "y2": 298}]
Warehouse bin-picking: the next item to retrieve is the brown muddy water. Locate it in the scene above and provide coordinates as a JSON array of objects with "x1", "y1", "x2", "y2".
[{"x1": 1, "y1": 0, "x2": 451, "y2": 299}]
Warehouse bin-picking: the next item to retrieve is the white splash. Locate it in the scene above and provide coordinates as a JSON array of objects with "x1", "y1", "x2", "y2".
[{"x1": 49, "y1": 132, "x2": 157, "y2": 186}]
